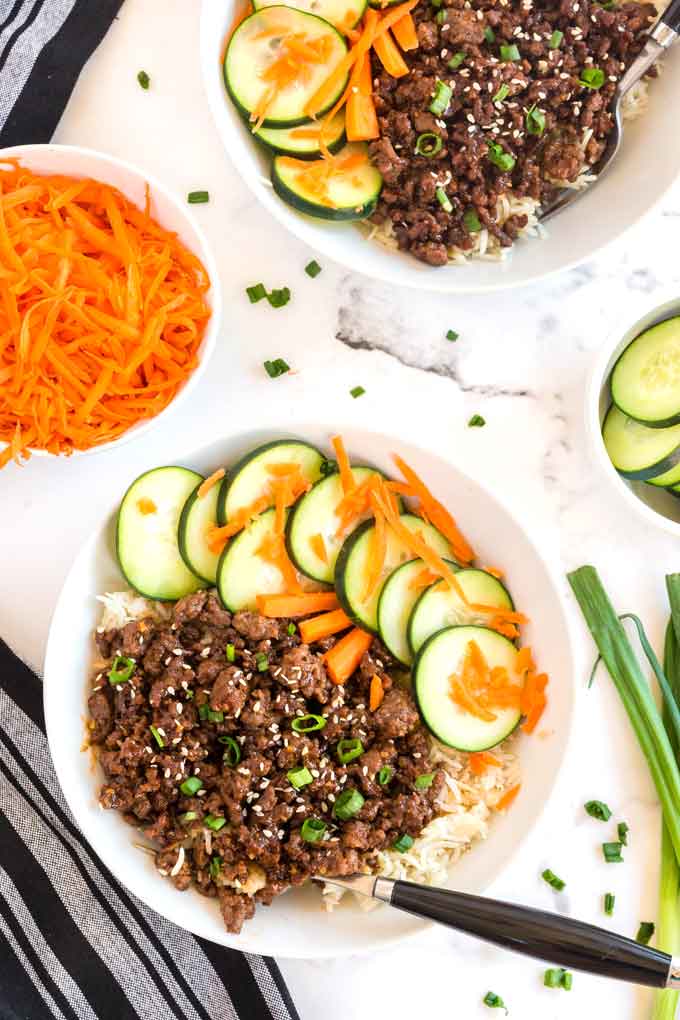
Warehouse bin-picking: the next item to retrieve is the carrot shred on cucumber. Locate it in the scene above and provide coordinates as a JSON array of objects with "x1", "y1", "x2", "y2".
[
  {"x1": 309, "y1": 532, "x2": 328, "y2": 563},
  {"x1": 362, "y1": 495, "x2": 387, "y2": 602},
  {"x1": 197, "y1": 468, "x2": 225, "y2": 498},
  {"x1": 408, "y1": 567, "x2": 438, "y2": 590},
  {"x1": 323, "y1": 627, "x2": 373, "y2": 684},
  {"x1": 369, "y1": 673, "x2": 384, "y2": 711},
  {"x1": 391, "y1": 11, "x2": 418, "y2": 50},
  {"x1": 331, "y1": 434, "x2": 356, "y2": 494},
  {"x1": 257, "y1": 592, "x2": 340, "y2": 617},
  {"x1": 391, "y1": 453, "x2": 475, "y2": 564},
  {"x1": 298, "y1": 607, "x2": 352, "y2": 642}
]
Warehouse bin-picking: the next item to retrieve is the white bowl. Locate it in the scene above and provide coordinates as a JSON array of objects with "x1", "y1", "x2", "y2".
[
  {"x1": 44, "y1": 425, "x2": 576, "y2": 958},
  {"x1": 200, "y1": 4, "x2": 680, "y2": 294},
  {"x1": 0, "y1": 143, "x2": 222, "y2": 460},
  {"x1": 587, "y1": 293, "x2": 680, "y2": 537}
]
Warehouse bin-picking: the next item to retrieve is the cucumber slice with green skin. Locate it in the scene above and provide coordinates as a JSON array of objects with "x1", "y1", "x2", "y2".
[
  {"x1": 286, "y1": 466, "x2": 386, "y2": 584},
  {"x1": 611, "y1": 317, "x2": 680, "y2": 427},
  {"x1": 217, "y1": 507, "x2": 289, "y2": 612},
  {"x1": 335, "y1": 514, "x2": 456, "y2": 634},
  {"x1": 272, "y1": 142, "x2": 382, "y2": 222},
  {"x1": 376, "y1": 558, "x2": 431, "y2": 667},
  {"x1": 256, "y1": 113, "x2": 346, "y2": 159},
  {"x1": 216, "y1": 440, "x2": 325, "y2": 525},
  {"x1": 602, "y1": 404, "x2": 680, "y2": 481},
  {"x1": 224, "y1": 7, "x2": 348, "y2": 128},
  {"x1": 116, "y1": 467, "x2": 203, "y2": 601},
  {"x1": 413, "y1": 625, "x2": 521, "y2": 752},
  {"x1": 178, "y1": 478, "x2": 221, "y2": 585},
  {"x1": 645, "y1": 458, "x2": 680, "y2": 488},
  {"x1": 408, "y1": 568, "x2": 514, "y2": 658},
  {"x1": 253, "y1": 0, "x2": 367, "y2": 30}
]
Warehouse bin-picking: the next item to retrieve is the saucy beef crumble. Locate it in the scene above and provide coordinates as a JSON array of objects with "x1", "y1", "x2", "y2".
[
  {"x1": 368, "y1": 0, "x2": 656, "y2": 265},
  {"x1": 88, "y1": 591, "x2": 444, "y2": 933}
]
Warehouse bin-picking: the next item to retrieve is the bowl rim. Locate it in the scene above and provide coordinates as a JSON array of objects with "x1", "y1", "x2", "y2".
[
  {"x1": 0, "y1": 141, "x2": 223, "y2": 461},
  {"x1": 586, "y1": 289, "x2": 680, "y2": 539},
  {"x1": 43, "y1": 421, "x2": 578, "y2": 958}
]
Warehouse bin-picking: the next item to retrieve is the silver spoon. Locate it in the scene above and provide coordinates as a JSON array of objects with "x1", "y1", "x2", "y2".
[
  {"x1": 320, "y1": 873, "x2": 680, "y2": 988},
  {"x1": 539, "y1": 0, "x2": 680, "y2": 223}
]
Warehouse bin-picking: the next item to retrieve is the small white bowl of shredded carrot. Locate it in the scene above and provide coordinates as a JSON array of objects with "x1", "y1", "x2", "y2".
[{"x1": 0, "y1": 144, "x2": 221, "y2": 469}]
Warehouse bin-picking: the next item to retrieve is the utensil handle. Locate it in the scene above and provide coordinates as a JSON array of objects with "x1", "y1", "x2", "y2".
[
  {"x1": 382, "y1": 879, "x2": 675, "y2": 988},
  {"x1": 618, "y1": 3, "x2": 678, "y2": 95},
  {"x1": 659, "y1": 0, "x2": 680, "y2": 36}
]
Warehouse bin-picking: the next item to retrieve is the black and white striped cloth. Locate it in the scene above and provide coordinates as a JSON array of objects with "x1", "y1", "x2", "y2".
[{"x1": 0, "y1": 639, "x2": 300, "y2": 1020}]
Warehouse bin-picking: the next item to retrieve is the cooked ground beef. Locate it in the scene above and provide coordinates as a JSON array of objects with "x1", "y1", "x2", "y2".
[
  {"x1": 88, "y1": 591, "x2": 444, "y2": 933},
  {"x1": 368, "y1": 0, "x2": 656, "y2": 264}
]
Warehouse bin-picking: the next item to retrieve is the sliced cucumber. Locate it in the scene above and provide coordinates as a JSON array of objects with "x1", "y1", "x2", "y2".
[
  {"x1": 217, "y1": 507, "x2": 289, "y2": 612},
  {"x1": 408, "y1": 568, "x2": 514, "y2": 657},
  {"x1": 178, "y1": 477, "x2": 221, "y2": 585},
  {"x1": 376, "y1": 559, "x2": 431, "y2": 667},
  {"x1": 116, "y1": 467, "x2": 203, "y2": 601},
  {"x1": 217, "y1": 440, "x2": 324, "y2": 525},
  {"x1": 413, "y1": 625, "x2": 521, "y2": 752},
  {"x1": 335, "y1": 514, "x2": 455, "y2": 634},
  {"x1": 611, "y1": 317, "x2": 680, "y2": 427},
  {"x1": 256, "y1": 112, "x2": 346, "y2": 159},
  {"x1": 645, "y1": 459, "x2": 680, "y2": 488},
  {"x1": 272, "y1": 142, "x2": 382, "y2": 221},
  {"x1": 602, "y1": 404, "x2": 680, "y2": 481},
  {"x1": 253, "y1": 0, "x2": 367, "y2": 30},
  {"x1": 224, "y1": 7, "x2": 348, "y2": 128},
  {"x1": 286, "y1": 466, "x2": 385, "y2": 584}
]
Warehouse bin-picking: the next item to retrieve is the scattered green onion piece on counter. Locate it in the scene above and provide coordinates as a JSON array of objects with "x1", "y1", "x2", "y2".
[
  {"x1": 562, "y1": 972, "x2": 574, "y2": 991},
  {"x1": 603, "y1": 841, "x2": 624, "y2": 863},
  {"x1": 446, "y1": 329, "x2": 459, "y2": 342},
  {"x1": 255, "y1": 652, "x2": 269, "y2": 672},
  {"x1": 549, "y1": 29, "x2": 564, "y2": 48},
  {"x1": 484, "y1": 26, "x2": 495, "y2": 42},
  {"x1": 264, "y1": 358, "x2": 290, "y2": 378},
  {"x1": 292, "y1": 713, "x2": 326, "y2": 733},
  {"x1": 180, "y1": 776, "x2": 203, "y2": 796},
  {"x1": 150, "y1": 725, "x2": 164, "y2": 748},
  {"x1": 468, "y1": 414, "x2": 486, "y2": 427},
  {"x1": 187, "y1": 191, "x2": 209, "y2": 204},
  {"x1": 436, "y1": 187, "x2": 453, "y2": 213},
  {"x1": 463, "y1": 208, "x2": 482, "y2": 232},
  {"x1": 500, "y1": 43, "x2": 520, "y2": 61},
  {"x1": 525, "y1": 104, "x2": 546, "y2": 136},
  {"x1": 415, "y1": 132, "x2": 443, "y2": 157},
  {"x1": 205, "y1": 814, "x2": 227, "y2": 831},
  {"x1": 618, "y1": 821, "x2": 629, "y2": 845},
  {"x1": 487, "y1": 142, "x2": 516, "y2": 172},
  {"x1": 108, "y1": 655, "x2": 135, "y2": 685},
  {"x1": 301, "y1": 818, "x2": 327, "y2": 842},
  {"x1": 350, "y1": 386, "x2": 366, "y2": 399},
  {"x1": 542, "y1": 868, "x2": 566, "y2": 891},
  {"x1": 219, "y1": 735, "x2": 241, "y2": 767},
  {"x1": 305, "y1": 260, "x2": 322, "y2": 278},
  {"x1": 333, "y1": 788, "x2": 365, "y2": 820},
  {"x1": 226, "y1": 643, "x2": 236, "y2": 662},
  {"x1": 585, "y1": 799, "x2": 612, "y2": 821},
  {"x1": 179, "y1": 811, "x2": 198, "y2": 825},
  {"x1": 393, "y1": 833, "x2": 414, "y2": 853},
  {"x1": 287, "y1": 622, "x2": 297, "y2": 635},
  {"x1": 415, "y1": 772, "x2": 435, "y2": 789},
  {"x1": 378, "y1": 766, "x2": 393, "y2": 785},
  {"x1": 429, "y1": 79, "x2": 452, "y2": 116},
  {"x1": 287, "y1": 765, "x2": 314, "y2": 789},
  {"x1": 210, "y1": 855, "x2": 222, "y2": 879},
  {"x1": 207, "y1": 709, "x2": 224, "y2": 723},
  {"x1": 267, "y1": 287, "x2": 291, "y2": 308},
  {"x1": 492, "y1": 83, "x2": 510, "y2": 104},
  {"x1": 544, "y1": 968, "x2": 572, "y2": 990},
  {"x1": 604, "y1": 892, "x2": 615, "y2": 915},
  {"x1": 637, "y1": 921, "x2": 655, "y2": 945},
  {"x1": 483, "y1": 991, "x2": 508, "y2": 1013},
  {"x1": 336, "y1": 738, "x2": 364, "y2": 764},
  {"x1": 579, "y1": 66, "x2": 605, "y2": 89},
  {"x1": 137, "y1": 70, "x2": 150, "y2": 89},
  {"x1": 447, "y1": 51, "x2": 466, "y2": 69},
  {"x1": 247, "y1": 283, "x2": 267, "y2": 303}
]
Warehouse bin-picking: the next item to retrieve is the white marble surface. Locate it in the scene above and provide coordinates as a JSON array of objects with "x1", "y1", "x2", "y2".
[{"x1": 3, "y1": 0, "x2": 680, "y2": 1016}]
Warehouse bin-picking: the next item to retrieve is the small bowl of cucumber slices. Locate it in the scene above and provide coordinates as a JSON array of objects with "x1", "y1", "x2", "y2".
[{"x1": 589, "y1": 295, "x2": 680, "y2": 534}]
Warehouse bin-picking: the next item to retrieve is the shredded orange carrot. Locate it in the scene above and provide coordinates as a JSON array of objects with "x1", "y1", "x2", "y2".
[
  {"x1": 482, "y1": 565, "x2": 504, "y2": 579},
  {"x1": 334, "y1": 474, "x2": 374, "y2": 537},
  {"x1": 346, "y1": 53, "x2": 379, "y2": 141},
  {"x1": 391, "y1": 11, "x2": 418, "y2": 50},
  {"x1": 137, "y1": 497, "x2": 157, "y2": 515},
  {"x1": 197, "y1": 467, "x2": 225, "y2": 498},
  {"x1": 298, "y1": 607, "x2": 352, "y2": 643},
  {"x1": 206, "y1": 465, "x2": 311, "y2": 553},
  {"x1": 369, "y1": 673, "x2": 384, "y2": 711},
  {"x1": 373, "y1": 29, "x2": 409, "y2": 76},
  {"x1": 468, "y1": 751, "x2": 501, "y2": 775},
  {"x1": 392, "y1": 453, "x2": 475, "y2": 564},
  {"x1": 331, "y1": 434, "x2": 355, "y2": 495},
  {"x1": 309, "y1": 532, "x2": 328, "y2": 564},
  {"x1": 449, "y1": 640, "x2": 522, "y2": 720},
  {"x1": 520, "y1": 669, "x2": 549, "y2": 733},
  {"x1": 362, "y1": 493, "x2": 387, "y2": 602},
  {"x1": 495, "y1": 784, "x2": 520, "y2": 811},
  {"x1": 515, "y1": 646, "x2": 536, "y2": 675},
  {"x1": 0, "y1": 162, "x2": 211, "y2": 468},
  {"x1": 206, "y1": 494, "x2": 271, "y2": 553},
  {"x1": 408, "y1": 567, "x2": 438, "y2": 590},
  {"x1": 323, "y1": 627, "x2": 373, "y2": 684},
  {"x1": 256, "y1": 592, "x2": 340, "y2": 617}
]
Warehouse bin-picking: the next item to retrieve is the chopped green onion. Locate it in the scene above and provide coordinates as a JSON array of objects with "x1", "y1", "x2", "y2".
[
  {"x1": 446, "y1": 329, "x2": 459, "y2": 342},
  {"x1": 350, "y1": 385, "x2": 366, "y2": 399},
  {"x1": 562, "y1": 972, "x2": 573, "y2": 991},
  {"x1": 150, "y1": 725, "x2": 164, "y2": 748},
  {"x1": 179, "y1": 811, "x2": 198, "y2": 824},
  {"x1": 188, "y1": 191, "x2": 209, "y2": 204},
  {"x1": 463, "y1": 208, "x2": 482, "y2": 233},
  {"x1": 585, "y1": 800, "x2": 612, "y2": 821},
  {"x1": 500, "y1": 43, "x2": 520, "y2": 61},
  {"x1": 542, "y1": 868, "x2": 566, "y2": 891},
  {"x1": 435, "y1": 9, "x2": 447, "y2": 23},
  {"x1": 431, "y1": 0, "x2": 443, "y2": 8},
  {"x1": 484, "y1": 25, "x2": 495, "y2": 42},
  {"x1": 185, "y1": 689, "x2": 194, "y2": 699},
  {"x1": 292, "y1": 713, "x2": 326, "y2": 733},
  {"x1": 637, "y1": 921, "x2": 655, "y2": 945},
  {"x1": 436, "y1": 187, "x2": 453, "y2": 213},
  {"x1": 377, "y1": 766, "x2": 393, "y2": 785},
  {"x1": 447, "y1": 51, "x2": 466, "y2": 69},
  {"x1": 492, "y1": 83, "x2": 509, "y2": 104},
  {"x1": 287, "y1": 765, "x2": 314, "y2": 789},
  {"x1": 604, "y1": 892, "x2": 615, "y2": 915},
  {"x1": 305, "y1": 260, "x2": 322, "y2": 278},
  {"x1": 483, "y1": 991, "x2": 508, "y2": 1012},
  {"x1": 392, "y1": 833, "x2": 414, "y2": 853},
  {"x1": 544, "y1": 967, "x2": 572, "y2": 989},
  {"x1": 525, "y1": 104, "x2": 546, "y2": 136},
  {"x1": 226, "y1": 643, "x2": 236, "y2": 662},
  {"x1": 333, "y1": 787, "x2": 365, "y2": 820},
  {"x1": 320, "y1": 458, "x2": 338, "y2": 477},
  {"x1": 287, "y1": 622, "x2": 297, "y2": 635},
  {"x1": 246, "y1": 283, "x2": 267, "y2": 303},
  {"x1": 219, "y1": 735, "x2": 241, "y2": 767},
  {"x1": 415, "y1": 772, "x2": 435, "y2": 789},
  {"x1": 210, "y1": 855, "x2": 222, "y2": 879},
  {"x1": 267, "y1": 287, "x2": 291, "y2": 308},
  {"x1": 137, "y1": 70, "x2": 150, "y2": 89},
  {"x1": 603, "y1": 841, "x2": 624, "y2": 863},
  {"x1": 336, "y1": 738, "x2": 364, "y2": 764},
  {"x1": 198, "y1": 704, "x2": 209, "y2": 720},
  {"x1": 255, "y1": 652, "x2": 269, "y2": 672},
  {"x1": 468, "y1": 414, "x2": 486, "y2": 427},
  {"x1": 579, "y1": 66, "x2": 605, "y2": 90},
  {"x1": 205, "y1": 814, "x2": 227, "y2": 831},
  {"x1": 549, "y1": 29, "x2": 563, "y2": 48},
  {"x1": 108, "y1": 655, "x2": 135, "y2": 685},
  {"x1": 487, "y1": 142, "x2": 516, "y2": 172},
  {"x1": 429, "y1": 79, "x2": 452, "y2": 116},
  {"x1": 180, "y1": 776, "x2": 203, "y2": 796},
  {"x1": 263, "y1": 358, "x2": 290, "y2": 378},
  {"x1": 208, "y1": 709, "x2": 224, "y2": 723},
  {"x1": 301, "y1": 818, "x2": 326, "y2": 842},
  {"x1": 415, "y1": 132, "x2": 443, "y2": 157},
  {"x1": 618, "y1": 821, "x2": 629, "y2": 845}
]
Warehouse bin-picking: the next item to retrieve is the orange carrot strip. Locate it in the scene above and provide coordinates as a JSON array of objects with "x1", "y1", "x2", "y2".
[
  {"x1": 256, "y1": 592, "x2": 340, "y2": 617},
  {"x1": 408, "y1": 567, "x2": 438, "y2": 590},
  {"x1": 137, "y1": 498, "x2": 157, "y2": 515},
  {"x1": 197, "y1": 467, "x2": 225, "y2": 498},
  {"x1": 369, "y1": 673, "x2": 384, "y2": 711},
  {"x1": 482, "y1": 565, "x2": 504, "y2": 579},
  {"x1": 391, "y1": 11, "x2": 418, "y2": 50},
  {"x1": 362, "y1": 496, "x2": 386, "y2": 602},
  {"x1": 392, "y1": 452, "x2": 475, "y2": 564},
  {"x1": 298, "y1": 607, "x2": 352, "y2": 643},
  {"x1": 309, "y1": 532, "x2": 328, "y2": 564},
  {"x1": 346, "y1": 53, "x2": 379, "y2": 141},
  {"x1": 468, "y1": 751, "x2": 501, "y2": 775},
  {"x1": 305, "y1": 8, "x2": 380, "y2": 118},
  {"x1": 331, "y1": 434, "x2": 355, "y2": 495},
  {"x1": 495, "y1": 784, "x2": 521, "y2": 811},
  {"x1": 323, "y1": 627, "x2": 373, "y2": 684},
  {"x1": 373, "y1": 29, "x2": 409, "y2": 77}
]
